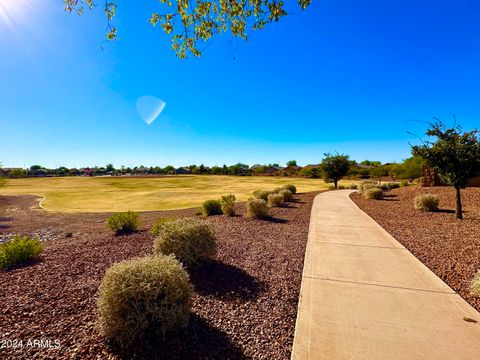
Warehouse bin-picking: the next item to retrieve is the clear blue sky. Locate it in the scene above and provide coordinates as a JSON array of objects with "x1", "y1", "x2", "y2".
[{"x1": 1, "y1": 0, "x2": 479, "y2": 168}]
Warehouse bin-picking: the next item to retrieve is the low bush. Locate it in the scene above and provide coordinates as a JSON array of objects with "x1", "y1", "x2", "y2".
[
  {"x1": 107, "y1": 211, "x2": 140, "y2": 235},
  {"x1": 338, "y1": 185, "x2": 346, "y2": 189},
  {"x1": 151, "y1": 218, "x2": 176, "y2": 236},
  {"x1": 279, "y1": 189, "x2": 293, "y2": 202},
  {"x1": 202, "y1": 199, "x2": 223, "y2": 216},
  {"x1": 0, "y1": 235, "x2": 43, "y2": 270},
  {"x1": 348, "y1": 183, "x2": 358, "y2": 189},
  {"x1": 281, "y1": 184, "x2": 297, "y2": 194},
  {"x1": 97, "y1": 255, "x2": 192, "y2": 349},
  {"x1": 471, "y1": 271, "x2": 480, "y2": 297},
  {"x1": 414, "y1": 194, "x2": 440, "y2": 212},
  {"x1": 247, "y1": 198, "x2": 269, "y2": 219},
  {"x1": 194, "y1": 209, "x2": 202, "y2": 216},
  {"x1": 253, "y1": 190, "x2": 274, "y2": 201},
  {"x1": 153, "y1": 219, "x2": 217, "y2": 266},
  {"x1": 328, "y1": 185, "x2": 336, "y2": 190},
  {"x1": 364, "y1": 188, "x2": 383, "y2": 200},
  {"x1": 220, "y1": 194, "x2": 236, "y2": 216},
  {"x1": 268, "y1": 193, "x2": 284, "y2": 207},
  {"x1": 358, "y1": 182, "x2": 382, "y2": 194},
  {"x1": 400, "y1": 181, "x2": 410, "y2": 187},
  {"x1": 386, "y1": 182, "x2": 400, "y2": 190}
]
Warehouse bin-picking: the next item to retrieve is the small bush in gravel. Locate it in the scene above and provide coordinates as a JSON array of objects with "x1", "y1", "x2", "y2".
[
  {"x1": 153, "y1": 219, "x2": 217, "y2": 266},
  {"x1": 220, "y1": 194, "x2": 236, "y2": 216},
  {"x1": 202, "y1": 199, "x2": 223, "y2": 216},
  {"x1": 281, "y1": 184, "x2": 297, "y2": 194},
  {"x1": 414, "y1": 194, "x2": 440, "y2": 212},
  {"x1": 400, "y1": 181, "x2": 410, "y2": 187},
  {"x1": 0, "y1": 235, "x2": 43, "y2": 269},
  {"x1": 338, "y1": 185, "x2": 346, "y2": 189},
  {"x1": 348, "y1": 183, "x2": 358, "y2": 189},
  {"x1": 97, "y1": 255, "x2": 192, "y2": 349},
  {"x1": 364, "y1": 188, "x2": 383, "y2": 200},
  {"x1": 386, "y1": 182, "x2": 400, "y2": 190},
  {"x1": 268, "y1": 193, "x2": 284, "y2": 207},
  {"x1": 279, "y1": 189, "x2": 293, "y2": 202},
  {"x1": 151, "y1": 218, "x2": 176, "y2": 236},
  {"x1": 358, "y1": 182, "x2": 382, "y2": 194},
  {"x1": 107, "y1": 211, "x2": 139, "y2": 235},
  {"x1": 253, "y1": 190, "x2": 274, "y2": 201},
  {"x1": 471, "y1": 271, "x2": 480, "y2": 296},
  {"x1": 194, "y1": 209, "x2": 202, "y2": 216},
  {"x1": 247, "y1": 198, "x2": 269, "y2": 219}
]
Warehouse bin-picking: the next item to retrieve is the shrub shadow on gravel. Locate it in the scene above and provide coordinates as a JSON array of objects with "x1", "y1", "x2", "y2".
[
  {"x1": 190, "y1": 260, "x2": 265, "y2": 300},
  {"x1": 110, "y1": 314, "x2": 245, "y2": 360}
]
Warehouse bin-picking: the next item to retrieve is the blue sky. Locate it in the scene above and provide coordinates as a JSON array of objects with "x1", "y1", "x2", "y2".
[{"x1": 1, "y1": 0, "x2": 479, "y2": 168}]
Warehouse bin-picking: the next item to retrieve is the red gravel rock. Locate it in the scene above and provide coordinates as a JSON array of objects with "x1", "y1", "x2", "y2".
[
  {"x1": 0, "y1": 192, "x2": 320, "y2": 359},
  {"x1": 351, "y1": 186, "x2": 480, "y2": 312}
]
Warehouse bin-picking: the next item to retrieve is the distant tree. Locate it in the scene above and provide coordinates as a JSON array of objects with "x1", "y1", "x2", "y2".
[
  {"x1": 320, "y1": 153, "x2": 351, "y2": 189},
  {"x1": 30, "y1": 165, "x2": 43, "y2": 171},
  {"x1": 106, "y1": 164, "x2": 115, "y2": 172},
  {"x1": 360, "y1": 160, "x2": 382, "y2": 167},
  {"x1": 299, "y1": 167, "x2": 320, "y2": 178},
  {"x1": 370, "y1": 165, "x2": 388, "y2": 183},
  {"x1": 9, "y1": 169, "x2": 27, "y2": 178},
  {"x1": 65, "y1": 0, "x2": 313, "y2": 58},
  {"x1": 385, "y1": 163, "x2": 402, "y2": 182},
  {"x1": 412, "y1": 120, "x2": 480, "y2": 219},
  {"x1": 287, "y1": 160, "x2": 297, "y2": 167},
  {"x1": 211, "y1": 166, "x2": 222, "y2": 175},
  {"x1": 398, "y1": 156, "x2": 422, "y2": 182}
]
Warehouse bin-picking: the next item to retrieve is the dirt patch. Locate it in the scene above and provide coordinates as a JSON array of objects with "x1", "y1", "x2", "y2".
[
  {"x1": 351, "y1": 186, "x2": 480, "y2": 312},
  {"x1": 0, "y1": 192, "x2": 320, "y2": 359}
]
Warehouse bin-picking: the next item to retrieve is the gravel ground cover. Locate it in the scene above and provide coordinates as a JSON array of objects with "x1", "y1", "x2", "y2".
[
  {"x1": 351, "y1": 186, "x2": 480, "y2": 312},
  {"x1": 0, "y1": 191, "x2": 320, "y2": 359}
]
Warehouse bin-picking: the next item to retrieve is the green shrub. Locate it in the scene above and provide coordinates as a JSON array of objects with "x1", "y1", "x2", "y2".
[
  {"x1": 194, "y1": 209, "x2": 202, "y2": 216},
  {"x1": 380, "y1": 184, "x2": 389, "y2": 191},
  {"x1": 471, "y1": 271, "x2": 480, "y2": 296},
  {"x1": 348, "y1": 183, "x2": 358, "y2": 189},
  {"x1": 247, "y1": 198, "x2": 269, "y2": 219},
  {"x1": 279, "y1": 189, "x2": 293, "y2": 202},
  {"x1": 0, "y1": 235, "x2": 43, "y2": 269},
  {"x1": 202, "y1": 199, "x2": 223, "y2": 216},
  {"x1": 253, "y1": 190, "x2": 274, "y2": 201},
  {"x1": 328, "y1": 185, "x2": 336, "y2": 190},
  {"x1": 386, "y1": 182, "x2": 400, "y2": 190},
  {"x1": 153, "y1": 219, "x2": 217, "y2": 266},
  {"x1": 151, "y1": 218, "x2": 176, "y2": 236},
  {"x1": 338, "y1": 185, "x2": 346, "y2": 189},
  {"x1": 414, "y1": 194, "x2": 440, "y2": 212},
  {"x1": 282, "y1": 184, "x2": 297, "y2": 194},
  {"x1": 107, "y1": 211, "x2": 140, "y2": 235},
  {"x1": 400, "y1": 181, "x2": 410, "y2": 187},
  {"x1": 357, "y1": 181, "x2": 378, "y2": 194},
  {"x1": 97, "y1": 255, "x2": 192, "y2": 349},
  {"x1": 268, "y1": 193, "x2": 284, "y2": 207},
  {"x1": 364, "y1": 188, "x2": 383, "y2": 200},
  {"x1": 220, "y1": 194, "x2": 236, "y2": 216}
]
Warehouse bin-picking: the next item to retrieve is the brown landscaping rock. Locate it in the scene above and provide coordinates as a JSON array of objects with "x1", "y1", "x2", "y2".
[
  {"x1": 351, "y1": 186, "x2": 480, "y2": 313},
  {"x1": 0, "y1": 191, "x2": 320, "y2": 359}
]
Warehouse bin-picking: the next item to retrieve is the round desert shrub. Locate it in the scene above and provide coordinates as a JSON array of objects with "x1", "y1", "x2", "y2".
[
  {"x1": 357, "y1": 181, "x2": 378, "y2": 194},
  {"x1": 107, "y1": 211, "x2": 139, "y2": 235},
  {"x1": 220, "y1": 194, "x2": 236, "y2": 216},
  {"x1": 97, "y1": 255, "x2": 192, "y2": 349},
  {"x1": 202, "y1": 199, "x2": 223, "y2": 216},
  {"x1": 268, "y1": 193, "x2": 284, "y2": 207},
  {"x1": 282, "y1": 184, "x2": 297, "y2": 194},
  {"x1": 247, "y1": 198, "x2": 269, "y2": 219},
  {"x1": 386, "y1": 182, "x2": 400, "y2": 190},
  {"x1": 153, "y1": 218, "x2": 217, "y2": 266},
  {"x1": 151, "y1": 218, "x2": 176, "y2": 236},
  {"x1": 0, "y1": 235, "x2": 43, "y2": 270},
  {"x1": 364, "y1": 188, "x2": 383, "y2": 200},
  {"x1": 279, "y1": 189, "x2": 293, "y2": 202},
  {"x1": 253, "y1": 190, "x2": 273, "y2": 201},
  {"x1": 471, "y1": 271, "x2": 480, "y2": 296},
  {"x1": 414, "y1": 194, "x2": 440, "y2": 212},
  {"x1": 348, "y1": 183, "x2": 358, "y2": 189},
  {"x1": 338, "y1": 185, "x2": 346, "y2": 189}
]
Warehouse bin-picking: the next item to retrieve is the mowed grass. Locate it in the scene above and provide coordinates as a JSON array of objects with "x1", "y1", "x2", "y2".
[{"x1": 0, "y1": 176, "x2": 352, "y2": 213}]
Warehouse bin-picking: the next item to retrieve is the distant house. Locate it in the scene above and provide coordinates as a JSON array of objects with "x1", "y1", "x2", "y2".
[
  {"x1": 283, "y1": 165, "x2": 302, "y2": 175},
  {"x1": 175, "y1": 167, "x2": 192, "y2": 175},
  {"x1": 29, "y1": 168, "x2": 48, "y2": 177}
]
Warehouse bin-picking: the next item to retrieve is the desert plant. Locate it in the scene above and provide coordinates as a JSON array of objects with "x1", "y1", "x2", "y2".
[
  {"x1": 194, "y1": 209, "x2": 202, "y2": 216},
  {"x1": 0, "y1": 235, "x2": 43, "y2": 270},
  {"x1": 151, "y1": 218, "x2": 176, "y2": 236},
  {"x1": 348, "y1": 183, "x2": 358, "y2": 189},
  {"x1": 268, "y1": 193, "x2": 284, "y2": 207},
  {"x1": 471, "y1": 271, "x2": 480, "y2": 296},
  {"x1": 338, "y1": 185, "x2": 346, "y2": 189},
  {"x1": 328, "y1": 185, "x2": 336, "y2": 190},
  {"x1": 359, "y1": 182, "x2": 382, "y2": 194},
  {"x1": 107, "y1": 211, "x2": 140, "y2": 235},
  {"x1": 364, "y1": 188, "x2": 383, "y2": 200},
  {"x1": 356, "y1": 181, "x2": 376, "y2": 194},
  {"x1": 253, "y1": 190, "x2": 274, "y2": 201},
  {"x1": 220, "y1": 194, "x2": 236, "y2": 216},
  {"x1": 202, "y1": 199, "x2": 223, "y2": 216},
  {"x1": 400, "y1": 181, "x2": 410, "y2": 187},
  {"x1": 414, "y1": 194, "x2": 440, "y2": 212},
  {"x1": 386, "y1": 182, "x2": 400, "y2": 190},
  {"x1": 247, "y1": 198, "x2": 269, "y2": 219},
  {"x1": 97, "y1": 255, "x2": 192, "y2": 349},
  {"x1": 281, "y1": 184, "x2": 297, "y2": 194},
  {"x1": 321, "y1": 153, "x2": 351, "y2": 189},
  {"x1": 278, "y1": 189, "x2": 293, "y2": 202},
  {"x1": 153, "y1": 219, "x2": 217, "y2": 266}
]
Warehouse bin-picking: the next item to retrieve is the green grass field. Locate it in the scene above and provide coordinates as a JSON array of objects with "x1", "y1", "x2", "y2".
[{"x1": 0, "y1": 175, "x2": 354, "y2": 213}]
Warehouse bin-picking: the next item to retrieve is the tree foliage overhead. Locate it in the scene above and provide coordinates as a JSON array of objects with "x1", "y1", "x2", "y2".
[{"x1": 64, "y1": 0, "x2": 312, "y2": 58}]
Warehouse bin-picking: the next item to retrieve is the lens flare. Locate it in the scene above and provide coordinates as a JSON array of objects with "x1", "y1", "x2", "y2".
[{"x1": 136, "y1": 96, "x2": 166, "y2": 125}]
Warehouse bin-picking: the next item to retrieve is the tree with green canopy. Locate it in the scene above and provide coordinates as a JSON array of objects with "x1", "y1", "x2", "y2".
[
  {"x1": 320, "y1": 153, "x2": 350, "y2": 189},
  {"x1": 412, "y1": 120, "x2": 480, "y2": 219},
  {"x1": 64, "y1": 0, "x2": 312, "y2": 58}
]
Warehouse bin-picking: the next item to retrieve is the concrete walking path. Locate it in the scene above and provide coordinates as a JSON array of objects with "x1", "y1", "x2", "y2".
[{"x1": 291, "y1": 190, "x2": 480, "y2": 359}]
